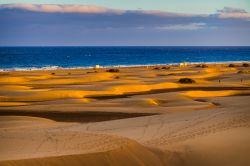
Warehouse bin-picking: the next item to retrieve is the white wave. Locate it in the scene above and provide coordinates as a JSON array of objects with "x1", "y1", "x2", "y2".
[{"x1": 0, "y1": 60, "x2": 249, "y2": 72}]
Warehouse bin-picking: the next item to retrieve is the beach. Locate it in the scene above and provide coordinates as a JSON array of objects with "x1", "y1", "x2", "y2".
[{"x1": 0, "y1": 63, "x2": 250, "y2": 166}]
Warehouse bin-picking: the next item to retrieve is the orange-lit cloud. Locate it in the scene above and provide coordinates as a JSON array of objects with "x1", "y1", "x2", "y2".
[
  {"x1": 0, "y1": 3, "x2": 123, "y2": 14},
  {"x1": 0, "y1": 3, "x2": 202, "y2": 17}
]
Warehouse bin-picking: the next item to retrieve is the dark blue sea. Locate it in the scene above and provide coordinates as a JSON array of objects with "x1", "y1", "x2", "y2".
[{"x1": 0, "y1": 46, "x2": 250, "y2": 70}]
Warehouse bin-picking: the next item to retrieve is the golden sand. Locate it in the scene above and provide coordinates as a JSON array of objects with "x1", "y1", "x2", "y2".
[
  {"x1": 182, "y1": 90, "x2": 238, "y2": 98},
  {"x1": 0, "y1": 63, "x2": 250, "y2": 166}
]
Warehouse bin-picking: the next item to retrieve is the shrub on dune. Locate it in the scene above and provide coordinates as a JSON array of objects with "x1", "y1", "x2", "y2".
[
  {"x1": 196, "y1": 64, "x2": 208, "y2": 68},
  {"x1": 106, "y1": 68, "x2": 120, "y2": 73},
  {"x1": 154, "y1": 67, "x2": 160, "y2": 70},
  {"x1": 228, "y1": 64, "x2": 236, "y2": 67},
  {"x1": 178, "y1": 78, "x2": 196, "y2": 84},
  {"x1": 162, "y1": 66, "x2": 170, "y2": 70},
  {"x1": 201, "y1": 64, "x2": 208, "y2": 68},
  {"x1": 195, "y1": 65, "x2": 201, "y2": 68},
  {"x1": 242, "y1": 63, "x2": 249, "y2": 67}
]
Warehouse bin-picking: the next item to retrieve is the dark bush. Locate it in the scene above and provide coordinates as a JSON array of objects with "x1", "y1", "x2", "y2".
[
  {"x1": 106, "y1": 68, "x2": 120, "y2": 73},
  {"x1": 196, "y1": 64, "x2": 208, "y2": 68},
  {"x1": 154, "y1": 67, "x2": 160, "y2": 70},
  {"x1": 195, "y1": 64, "x2": 201, "y2": 68},
  {"x1": 51, "y1": 72, "x2": 55, "y2": 75},
  {"x1": 115, "y1": 76, "x2": 120, "y2": 79},
  {"x1": 162, "y1": 66, "x2": 170, "y2": 70},
  {"x1": 228, "y1": 64, "x2": 235, "y2": 67},
  {"x1": 178, "y1": 78, "x2": 196, "y2": 84},
  {"x1": 242, "y1": 63, "x2": 249, "y2": 67},
  {"x1": 201, "y1": 64, "x2": 208, "y2": 68}
]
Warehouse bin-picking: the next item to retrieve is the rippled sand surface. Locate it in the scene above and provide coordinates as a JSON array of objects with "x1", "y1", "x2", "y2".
[{"x1": 0, "y1": 63, "x2": 250, "y2": 166}]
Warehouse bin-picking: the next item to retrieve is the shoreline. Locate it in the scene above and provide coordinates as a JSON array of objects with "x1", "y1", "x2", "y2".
[{"x1": 1, "y1": 61, "x2": 249, "y2": 72}]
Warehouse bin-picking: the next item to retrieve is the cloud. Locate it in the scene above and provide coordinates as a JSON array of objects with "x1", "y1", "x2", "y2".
[
  {"x1": 1, "y1": 3, "x2": 250, "y2": 21},
  {"x1": 217, "y1": 7, "x2": 250, "y2": 20},
  {"x1": 0, "y1": 3, "x2": 204, "y2": 18},
  {"x1": 155, "y1": 23, "x2": 206, "y2": 30},
  {"x1": 0, "y1": 4, "x2": 250, "y2": 46},
  {"x1": 0, "y1": 4, "x2": 250, "y2": 21},
  {"x1": 139, "y1": 10, "x2": 202, "y2": 17},
  {"x1": 217, "y1": 7, "x2": 247, "y2": 14},
  {"x1": 0, "y1": 3, "x2": 123, "y2": 14}
]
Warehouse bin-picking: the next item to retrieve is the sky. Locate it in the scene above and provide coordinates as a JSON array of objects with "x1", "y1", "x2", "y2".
[{"x1": 0, "y1": 1, "x2": 250, "y2": 46}]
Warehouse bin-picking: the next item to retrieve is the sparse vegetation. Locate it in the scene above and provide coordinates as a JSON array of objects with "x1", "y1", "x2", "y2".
[
  {"x1": 242, "y1": 63, "x2": 249, "y2": 67},
  {"x1": 106, "y1": 68, "x2": 120, "y2": 72},
  {"x1": 228, "y1": 64, "x2": 235, "y2": 67},
  {"x1": 115, "y1": 76, "x2": 120, "y2": 79},
  {"x1": 178, "y1": 78, "x2": 196, "y2": 84},
  {"x1": 201, "y1": 64, "x2": 208, "y2": 68},
  {"x1": 162, "y1": 66, "x2": 170, "y2": 70},
  {"x1": 195, "y1": 65, "x2": 201, "y2": 68},
  {"x1": 196, "y1": 64, "x2": 208, "y2": 68},
  {"x1": 154, "y1": 67, "x2": 160, "y2": 70},
  {"x1": 51, "y1": 72, "x2": 55, "y2": 75}
]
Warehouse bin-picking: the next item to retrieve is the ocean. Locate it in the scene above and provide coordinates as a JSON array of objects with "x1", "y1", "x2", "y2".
[{"x1": 0, "y1": 46, "x2": 250, "y2": 71}]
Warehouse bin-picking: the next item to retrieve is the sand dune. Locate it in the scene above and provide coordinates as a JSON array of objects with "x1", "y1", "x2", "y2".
[
  {"x1": 0, "y1": 142, "x2": 167, "y2": 166},
  {"x1": 0, "y1": 63, "x2": 250, "y2": 166}
]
